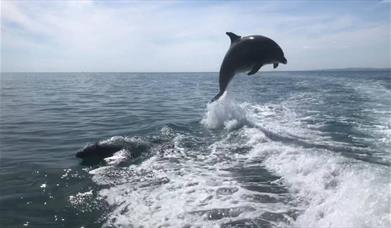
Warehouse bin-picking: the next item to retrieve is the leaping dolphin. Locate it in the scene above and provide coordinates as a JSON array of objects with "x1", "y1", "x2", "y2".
[{"x1": 211, "y1": 32, "x2": 287, "y2": 102}]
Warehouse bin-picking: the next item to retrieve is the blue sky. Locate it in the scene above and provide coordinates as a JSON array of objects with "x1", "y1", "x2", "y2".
[{"x1": 1, "y1": 0, "x2": 390, "y2": 72}]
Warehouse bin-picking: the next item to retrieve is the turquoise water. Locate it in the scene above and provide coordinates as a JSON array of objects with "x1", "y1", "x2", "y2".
[{"x1": 1, "y1": 71, "x2": 390, "y2": 227}]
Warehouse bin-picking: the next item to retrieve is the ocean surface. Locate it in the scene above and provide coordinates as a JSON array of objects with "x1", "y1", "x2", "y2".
[{"x1": 0, "y1": 71, "x2": 390, "y2": 228}]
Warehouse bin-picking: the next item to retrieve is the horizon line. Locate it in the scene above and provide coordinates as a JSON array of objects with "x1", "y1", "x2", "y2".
[{"x1": 1, "y1": 67, "x2": 390, "y2": 74}]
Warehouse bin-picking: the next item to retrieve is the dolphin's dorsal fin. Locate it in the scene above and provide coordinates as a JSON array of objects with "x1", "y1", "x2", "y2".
[{"x1": 226, "y1": 32, "x2": 241, "y2": 44}]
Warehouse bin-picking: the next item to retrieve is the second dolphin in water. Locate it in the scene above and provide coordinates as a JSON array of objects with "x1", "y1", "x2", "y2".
[{"x1": 211, "y1": 32, "x2": 287, "y2": 102}]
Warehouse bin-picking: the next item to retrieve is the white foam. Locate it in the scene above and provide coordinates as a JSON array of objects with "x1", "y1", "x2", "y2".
[
  {"x1": 85, "y1": 81, "x2": 391, "y2": 227},
  {"x1": 104, "y1": 149, "x2": 129, "y2": 166},
  {"x1": 201, "y1": 92, "x2": 248, "y2": 130},
  {"x1": 349, "y1": 80, "x2": 391, "y2": 162},
  {"x1": 258, "y1": 141, "x2": 389, "y2": 226},
  {"x1": 235, "y1": 99, "x2": 391, "y2": 228},
  {"x1": 99, "y1": 135, "x2": 147, "y2": 146},
  {"x1": 201, "y1": 88, "x2": 391, "y2": 227},
  {"x1": 89, "y1": 133, "x2": 290, "y2": 227}
]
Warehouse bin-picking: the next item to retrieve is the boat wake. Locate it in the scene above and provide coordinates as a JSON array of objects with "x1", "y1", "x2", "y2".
[{"x1": 71, "y1": 92, "x2": 390, "y2": 228}]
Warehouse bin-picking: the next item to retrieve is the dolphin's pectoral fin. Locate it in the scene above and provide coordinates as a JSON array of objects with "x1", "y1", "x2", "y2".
[
  {"x1": 226, "y1": 32, "x2": 241, "y2": 44},
  {"x1": 247, "y1": 64, "x2": 263, "y2": 75},
  {"x1": 273, "y1": 63, "x2": 279, "y2": 69}
]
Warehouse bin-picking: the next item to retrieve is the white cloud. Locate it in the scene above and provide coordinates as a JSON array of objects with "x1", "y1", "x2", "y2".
[{"x1": 1, "y1": 0, "x2": 390, "y2": 72}]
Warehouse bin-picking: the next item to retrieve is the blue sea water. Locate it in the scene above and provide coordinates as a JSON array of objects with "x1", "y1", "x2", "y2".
[{"x1": 0, "y1": 71, "x2": 390, "y2": 227}]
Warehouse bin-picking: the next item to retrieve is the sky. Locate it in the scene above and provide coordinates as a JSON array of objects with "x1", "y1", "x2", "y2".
[{"x1": 1, "y1": 0, "x2": 390, "y2": 72}]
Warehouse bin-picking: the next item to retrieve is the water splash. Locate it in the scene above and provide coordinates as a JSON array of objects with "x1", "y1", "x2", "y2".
[{"x1": 201, "y1": 92, "x2": 248, "y2": 130}]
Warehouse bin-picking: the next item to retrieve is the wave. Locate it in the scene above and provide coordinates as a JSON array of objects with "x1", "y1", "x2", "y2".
[
  {"x1": 72, "y1": 86, "x2": 390, "y2": 227},
  {"x1": 201, "y1": 92, "x2": 249, "y2": 130},
  {"x1": 202, "y1": 94, "x2": 390, "y2": 228}
]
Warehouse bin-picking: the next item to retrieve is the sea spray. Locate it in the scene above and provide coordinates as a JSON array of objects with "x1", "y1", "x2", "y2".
[{"x1": 201, "y1": 92, "x2": 248, "y2": 130}]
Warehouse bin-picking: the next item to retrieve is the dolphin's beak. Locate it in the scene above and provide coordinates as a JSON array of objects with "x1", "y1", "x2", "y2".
[{"x1": 281, "y1": 57, "x2": 287, "y2": 64}]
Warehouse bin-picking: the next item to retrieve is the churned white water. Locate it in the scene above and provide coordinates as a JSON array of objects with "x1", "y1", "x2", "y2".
[
  {"x1": 3, "y1": 72, "x2": 390, "y2": 228},
  {"x1": 204, "y1": 95, "x2": 390, "y2": 228},
  {"x1": 85, "y1": 89, "x2": 390, "y2": 227}
]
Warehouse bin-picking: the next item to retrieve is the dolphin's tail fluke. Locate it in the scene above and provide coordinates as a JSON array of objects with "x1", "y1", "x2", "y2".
[{"x1": 210, "y1": 91, "x2": 224, "y2": 103}]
